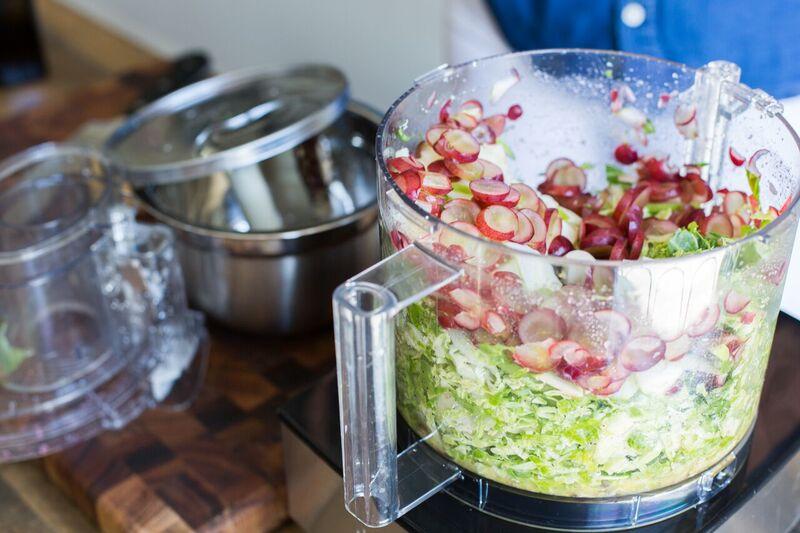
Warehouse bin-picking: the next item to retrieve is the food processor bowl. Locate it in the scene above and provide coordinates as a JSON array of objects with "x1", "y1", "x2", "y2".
[{"x1": 333, "y1": 50, "x2": 800, "y2": 529}]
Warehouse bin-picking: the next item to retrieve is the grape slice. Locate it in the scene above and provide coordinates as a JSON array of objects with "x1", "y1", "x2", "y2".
[
  {"x1": 476, "y1": 205, "x2": 518, "y2": 240},
  {"x1": 664, "y1": 334, "x2": 690, "y2": 361},
  {"x1": 519, "y1": 308, "x2": 567, "y2": 343},
  {"x1": 724, "y1": 290, "x2": 751, "y2": 314},
  {"x1": 470, "y1": 179, "x2": 511, "y2": 203},
  {"x1": 513, "y1": 339, "x2": 557, "y2": 372},
  {"x1": 434, "y1": 129, "x2": 481, "y2": 163},
  {"x1": 511, "y1": 211, "x2": 534, "y2": 243},
  {"x1": 687, "y1": 304, "x2": 721, "y2": 337},
  {"x1": 420, "y1": 172, "x2": 452, "y2": 195},
  {"x1": 619, "y1": 335, "x2": 666, "y2": 372},
  {"x1": 729, "y1": 146, "x2": 745, "y2": 166}
]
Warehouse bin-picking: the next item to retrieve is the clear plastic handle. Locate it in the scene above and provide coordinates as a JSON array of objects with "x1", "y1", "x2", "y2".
[{"x1": 333, "y1": 243, "x2": 463, "y2": 527}]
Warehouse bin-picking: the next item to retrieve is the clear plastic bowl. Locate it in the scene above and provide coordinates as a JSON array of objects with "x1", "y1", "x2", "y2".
[{"x1": 333, "y1": 50, "x2": 800, "y2": 529}]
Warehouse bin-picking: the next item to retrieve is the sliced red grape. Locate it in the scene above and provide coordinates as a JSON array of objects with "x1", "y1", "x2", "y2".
[
  {"x1": 484, "y1": 114, "x2": 506, "y2": 138},
  {"x1": 520, "y1": 209, "x2": 548, "y2": 243},
  {"x1": 449, "y1": 112, "x2": 479, "y2": 130},
  {"x1": 724, "y1": 290, "x2": 751, "y2": 314},
  {"x1": 545, "y1": 158, "x2": 576, "y2": 181},
  {"x1": 594, "y1": 310, "x2": 632, "y2": 350},
  {"x1": 387, "y1": 156, "x2": 424, "y2": 175},
  {"x1": 551, "y1": 165, "x2": 587, "y2": 189},
  {"x1": 415, "y1": 198, "x2": 441, "y2": 216},
  {"x1": 619, "y1": 335, "x2": 666, "y2": 372},
  {"x1": 658, "y1": 92, "x2": 672, "y2": 108},
  {"x1": 512, "y1": 184, "x2": 541, "y2": 211},
  {"x1": 445, "y1": 158, "x2": 484, "y2": 181},
  {"x1": 454, "y1": 311, "x2": 480, "y2": 330},
  {"x1": 545, "y1": 213, "x2": 563, "y2": 247},
  {"x1": 538, "y1": 181, "x2": 582, "y2": 198},
  {"x1": 548, "y1": 340, "x2": 582, "y2": 365},
  {"x1": 674, "y1": 103, "x2": 696, "y2": 126},
  {"x1": 459, "y1": 99, "x2": 484, "y2": 121},
  {"x1": 577, "y1": 373, "x2": 613, "y2": 393},
  {"x1": 642, "y1": 218, "x2": 679, "y2": 241},
  {"x1": 746, "y1": 148, "x2": 769, "y2": 180},
  {"x1": 628, "y1": 230, "x2": 644, "y2": 259},
  {"x1": 722, "y1": 191, "x2": 747, "y2": 214},
  {"x1": 729, "y1": 146, "x2": 745, "y2": 166},
  {"x1": 730, "y1": 214, "x2": 745, "y2": 237},
  {"x1": 434, "y1": 129, "x2": 481, "y2": 163},
  {"x1": 593, "y1": 378, "x2": 625, "y2": 396},
  {"x1": 450, "y1": 287, "x2": 482, "y2": 311},
  {"x1": 685, "y1": 173, "x2": 713, "y2": 205},
  {"x1": 439, "y1": 221, "x2": 481, "y2": 257},
  {"x1": 614, "y1": 143, "x2": 639, "y2": 165},
  {"x1": 519, "y1": 308, "x2": 567, "y2": 343},
  {"x1": 610, "y1": 238, "x2": 628, "y2": 260},
  {"x1": 481, "y1": 310, "x2": 508, "y2": 336},
  {"x1": 548, "y1": 235, "x2": 574, "y2": 256},
  {"x1": 664, "y1": 333, "x2": 690, "y2": 361},
  {"x1": 496, "y1": 187, "x2": 520, "y2": 208},
  {"x1": 581, "y1": 228, "x2": 621, "y2": 258},
  {"x1": 507, "y1": 104, "x2": 523, "y2": 120},
  {"x1": 443, "y1": 198, "x2": 480, "y2": 220},
  {"x1": 687, "y1": 304, "x2": 720, "y2": 337},
  {"x1": 470, "y1": 179, "x2": 511, "y2": 203},
  {"x1": 393, "y1": 170, "x2": 421, "y2": 198},
  {"x1": 389, "y1": 229, "x2": 409, "y2": 251},
  {"x1": 426, "y1": 126, "x2": 448, "y2": 147},
  {"x1": 615, "y1": 106, "x2": 647, "y2": 129},
  {"x1": 766, "y1": 259, "x2": 788, "y2": 286},
  {"x1": 420, "y1": 171, "x2": 452, "y2": 195},
  {"x1": 480, "y1": 160, "x2": 504, "y2": 181},
  {"x1": 490, "y1": 67, "x2": 520, "y2": 103},
  {"x1": 513, "y1": 340, "x2": 557, "y2": 373},
  {"x1": 601, "y1": 359, "x2": 631, "y2": 381},
  {"x1": 427, "y1": 159, "x2": 453, "y2": 177},
  {"x1": 415, "y1": 141, "x2": 442, "y2": 167},
  {"x1": 613, "y1": 185, "x2": 650, "y2": 223},
  {"x1": 644, "y1": 180, "x2": 681, "y2": 202},
  {"x1": 471, "y1": 122, "x2": 495, "y2": 144},
  {"x1": 700, "y1": 213, "x2": 734, "y2": 237},
  {"x1": 639, "y1": 156, "x2": 675, "y2": 182},
  {"x1": 476, "y1": 205, "x2": 518, "y2": 240},
  {"x1": 741, "y1": 311, "x2": 756, "y2": 325},
  {"x1": 511, "y1": 211, "x2": 534, "y2": 243},
  {"x1": 583, "y1": 213, "x2": 617, "y2": 233},
  {"x1": 439, "y1": 98, "x2": 452, "y2": 123},
  {"x1": 624, "y1": 203, "x2": 643, "y2": 237}
]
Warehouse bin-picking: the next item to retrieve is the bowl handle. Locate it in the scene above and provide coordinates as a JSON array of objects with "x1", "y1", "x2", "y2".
[{"x1": 332, "y1": 243, "x2": 463, "y2": 527}]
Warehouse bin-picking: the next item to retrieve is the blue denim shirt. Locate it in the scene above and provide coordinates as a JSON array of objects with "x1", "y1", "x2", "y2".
[{"x1": 485, "y1": 0, "x2": 800, "y2": 98}]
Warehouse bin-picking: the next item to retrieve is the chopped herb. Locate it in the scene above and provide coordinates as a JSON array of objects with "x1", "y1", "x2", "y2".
[
  {"x1": 642, "y1": 119, "x2": 655, "y2": 135},
  {"x1": 690, "y1": 162, "x2": 709, "y2": 168},
  {"x1": 394, "y1": 119, "x2": 410, "y2": 142},
  {"x1": 580, "y1": 162, "x2": 595, "y2": 170},
  {"x1": 746, "y1": 168, "x2": 761, "y2": 205},
  {"x1": 497, "y1": 138, "x2": 516, "y2": 159},
  {"x1": 605, "y1": 164, "x2": 632, "y2": 188}
]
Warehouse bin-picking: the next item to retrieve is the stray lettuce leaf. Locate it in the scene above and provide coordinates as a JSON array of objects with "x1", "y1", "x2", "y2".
[{"x1": 0, "y1": 322, "x2": 31, "y2": 378}]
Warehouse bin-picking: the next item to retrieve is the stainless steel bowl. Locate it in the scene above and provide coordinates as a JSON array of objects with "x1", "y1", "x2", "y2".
[{"x1": 133, "y1": 102, "x2": 380, "y2": 334}]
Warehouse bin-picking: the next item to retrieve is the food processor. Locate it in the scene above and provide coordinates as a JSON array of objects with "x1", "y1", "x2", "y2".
[{"x1": 330, "y1": 50, "x2": 800, "y2": 530}]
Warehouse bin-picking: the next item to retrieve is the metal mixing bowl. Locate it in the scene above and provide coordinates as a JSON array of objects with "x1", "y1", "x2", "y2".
[{"x1": 133, "y1": 102, "x2": 380, "y2": 334}]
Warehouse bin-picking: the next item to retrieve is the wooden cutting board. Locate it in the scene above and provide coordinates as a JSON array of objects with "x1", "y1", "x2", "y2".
[
  {"x1": 42, "y1": 325, "x2": 335, "y2": 532},
  {"x1": 0, "y1": 64, "x2": 336, "y2": 532}
]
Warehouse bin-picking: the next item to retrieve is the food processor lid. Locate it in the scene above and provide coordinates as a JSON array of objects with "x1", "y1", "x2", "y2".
[
  {"x1": 104, "y1": 64, "x2": 349, "y2": 185},
  {"x1": 0, "y1": 144, "x2": 111, "y2": 261}
]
